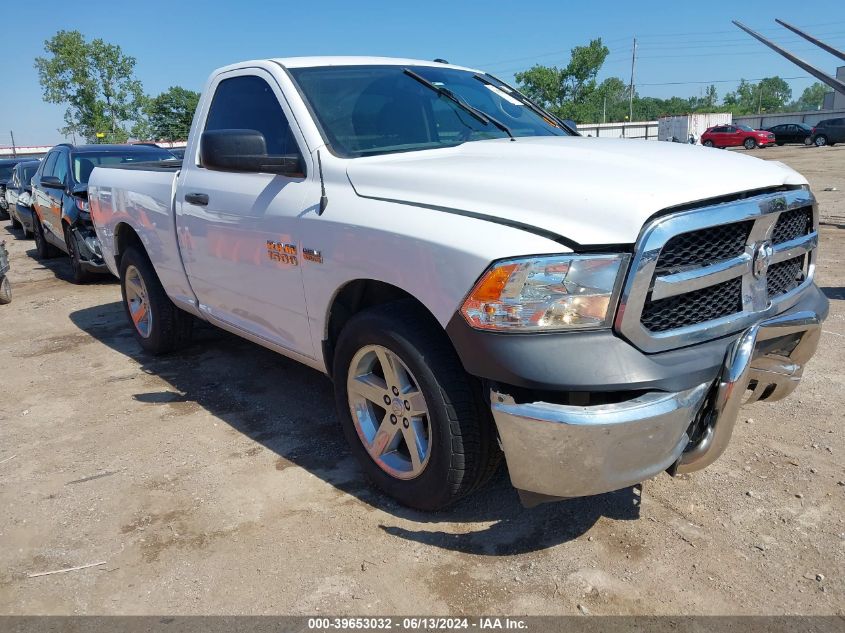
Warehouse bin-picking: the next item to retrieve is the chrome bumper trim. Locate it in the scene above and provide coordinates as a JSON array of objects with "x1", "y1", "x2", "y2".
[
  {"x1": 491, "y1": 383, "x2": 710, "y2": 498},
  {"x1": 491, "y1": 305, "x2": 823, "y2": 498}
]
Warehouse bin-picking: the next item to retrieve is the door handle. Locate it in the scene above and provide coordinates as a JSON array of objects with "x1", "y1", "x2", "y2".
[{"x1": 184, "y1": 192, "x2": 209, "y2": 206}]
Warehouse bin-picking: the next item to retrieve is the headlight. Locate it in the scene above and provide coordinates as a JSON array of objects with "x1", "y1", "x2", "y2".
[{"x1": 460, "y1": 254, "x2": 629, "y2": 332}]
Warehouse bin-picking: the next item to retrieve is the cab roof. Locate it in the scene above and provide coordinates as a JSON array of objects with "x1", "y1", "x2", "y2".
[{"x1": 272, "y1": 56, "x2": 482, "y2": 74}]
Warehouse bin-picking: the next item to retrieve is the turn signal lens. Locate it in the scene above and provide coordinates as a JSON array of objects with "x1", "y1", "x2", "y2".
[{"x1": 461, "y1": 254, "x2": 629, "y2": 332}]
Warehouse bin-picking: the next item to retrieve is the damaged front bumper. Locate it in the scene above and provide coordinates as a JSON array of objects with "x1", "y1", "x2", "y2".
[
  {"x1": 69, "y1": 221, "x2": 108, "y2": 273},
  {"x1": 490, "y1": 292, "x2": 826, "y2": 501}
]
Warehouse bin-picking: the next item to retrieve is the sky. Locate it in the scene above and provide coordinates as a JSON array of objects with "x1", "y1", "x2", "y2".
[{"x1": 1, "y1": 0, "x2": 844, "y2": 146}]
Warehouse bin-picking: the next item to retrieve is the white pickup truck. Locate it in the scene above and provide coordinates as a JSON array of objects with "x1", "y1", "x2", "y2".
[{"x1": 88, "y1": 57, "x2": 827, "y2": 510}]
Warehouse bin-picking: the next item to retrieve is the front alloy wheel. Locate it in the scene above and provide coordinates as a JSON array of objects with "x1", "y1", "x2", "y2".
[
  {"x1": 744, "y1": 138, "x2": 756, "y2": 150},
  {"x1": 347, "y1": 344, "x2": 432, "y2": 479}
]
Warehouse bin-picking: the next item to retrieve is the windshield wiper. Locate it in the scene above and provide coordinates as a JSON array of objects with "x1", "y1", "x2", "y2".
[
  {"x1": 402, "y1": 68, "x2": 515, "y2": 141},
  {"x1": 473, "y1": 74, "x2": 576, "y2": 134}
]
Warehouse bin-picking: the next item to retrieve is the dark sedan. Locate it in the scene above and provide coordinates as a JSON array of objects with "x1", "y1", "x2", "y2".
[
  {"x1": 765, "y1": 123, "x2": 813, "y2": 146},
  {"x1": 0, "y1": 158, "x2": 27, "y2": 220},
  {"x1": 7, "y1": 160, "x2": 41, "y2": 238}
]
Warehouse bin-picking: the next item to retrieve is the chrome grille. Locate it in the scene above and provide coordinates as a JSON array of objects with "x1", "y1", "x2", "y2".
[
  {"x1": 771, "y1": 208, "x2": 812, "y2": 245},
  {"x1": 655, "y1": 222, "x2": 752, "y2": 275},
  {"x1": 616, "y1": 189, "x2": 818, "y2": 352},
  {"x1": 767, "y1": 255, "x2": 806, "y2": 297},
  {"x1": 641, "y1": 278, "x2": 743, "y2": 332}
]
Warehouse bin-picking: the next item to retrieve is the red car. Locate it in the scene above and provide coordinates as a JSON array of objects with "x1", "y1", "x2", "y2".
[{"x1": 700, "y1": 124, "x2": 775, "y2": 150}]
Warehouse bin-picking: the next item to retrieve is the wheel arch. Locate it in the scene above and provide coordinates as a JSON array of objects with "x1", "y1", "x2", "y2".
[
  {"x1": 113, "y1": 222, "x2": 145, "y2": 269},
  {"x1": 323, "y1": 279, "x2": 445, "y2": 379}
]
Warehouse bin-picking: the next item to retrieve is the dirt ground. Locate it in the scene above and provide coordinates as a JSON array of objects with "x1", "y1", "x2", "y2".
[{"x1": 0, "y1": 144, "x2": 843, "y2": 616}]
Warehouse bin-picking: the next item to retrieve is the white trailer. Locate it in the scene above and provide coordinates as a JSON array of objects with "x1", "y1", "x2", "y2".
[{"x1": 658, "y1": 113, "x2": 733, "y2": 144}]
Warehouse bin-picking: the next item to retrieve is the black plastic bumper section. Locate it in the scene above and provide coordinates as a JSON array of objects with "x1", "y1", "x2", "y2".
[{"x1": 445, "y1": 283, "x2": 829, "y2": 394}]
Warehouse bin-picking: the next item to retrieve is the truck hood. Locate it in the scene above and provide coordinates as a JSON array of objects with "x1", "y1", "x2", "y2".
[{"x1": 346, "y1": 136, "x2": 807, "y2": 246}]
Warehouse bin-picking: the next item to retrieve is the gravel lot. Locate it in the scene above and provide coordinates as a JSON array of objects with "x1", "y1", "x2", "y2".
[{"x1": 0, "y1": 144, "x2": 843, "y2": 615}]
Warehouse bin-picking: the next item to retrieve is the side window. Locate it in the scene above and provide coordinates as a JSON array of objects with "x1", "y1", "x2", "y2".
[
  {"x1": 204, "y1": 75, "x2": 300, "y2": 158},
  {"x1": 712, "y1": 126, "x2": 726, "y2": 133},
  {"x1": 41, "y1": 152, "x2": 58, "y2": 178},
  {"x1": 53, "y1": 151, "x2": 69, "y2": 185}
]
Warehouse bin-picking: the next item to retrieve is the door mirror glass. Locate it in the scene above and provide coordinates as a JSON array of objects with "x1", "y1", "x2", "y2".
[{"x1": 201, "y1": 129, "x2": 303, "y2": 176}]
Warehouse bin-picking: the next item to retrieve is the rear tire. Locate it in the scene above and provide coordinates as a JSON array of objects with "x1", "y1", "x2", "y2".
[
  {"x1": 119, "y1": 246, "x2": 193, "y2": 355},
  {"x1": 0, "y1": 276, "x2": 10, "y2": 304},
  {"x1": 33, "y1": 214, "x2": 60, "y2": 259},
  {"x1": 703, "y1": 140, "x2": 714, "y2": 147},
  {"x1": 333, "y1": 300, "x2": 500, "y2": 511},
  {"x1": 814, "y1": 135, "x2": 827, "y2": 147}
]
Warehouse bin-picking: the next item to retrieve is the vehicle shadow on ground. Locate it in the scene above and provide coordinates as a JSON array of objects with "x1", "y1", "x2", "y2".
[
  {"x1": 821, "y1": 287, "x2": 844, "y2": 300},
  {"x1": 69, "y1": 301, "x2": 641, "y2": 556},
  {"x1": 11, "y1": 240, "x2": 116, "y2": 285}
]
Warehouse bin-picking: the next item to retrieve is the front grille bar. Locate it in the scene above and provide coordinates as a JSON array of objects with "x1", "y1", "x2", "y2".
[{"x1": 616, "y1": 188, "x2": 818, "y2": 353}]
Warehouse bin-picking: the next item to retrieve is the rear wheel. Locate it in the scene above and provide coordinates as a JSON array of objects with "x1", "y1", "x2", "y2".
[
  {"x1": 64, "y1": 224, "x2": 92, "y2": 284},
  {"x1": 744, "y1": 138, "x2": 757, "y2": 150},
  {"x1": 333, "y1": 300, "x2": 500, "y2": 510},
  {"x1": 814, "y1": 135, "x2": 828, "y2": 147},
  {"x1": 119, "y1": 246, "x2": 193, "y2": 355},
  {"x1": 777, "y1": 141, "x2": 785, "y2": 146},
  {"x1": 33, "y1": 214, "x2": 60, "y2": 259},
  {"x1": 703, "y1": 140, "x2": 714, "y2": 148}
]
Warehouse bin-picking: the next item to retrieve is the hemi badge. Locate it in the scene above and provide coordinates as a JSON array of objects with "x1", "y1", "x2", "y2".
[{"x1": 303, "y1": 248, "x2": 323, "y2": 264}]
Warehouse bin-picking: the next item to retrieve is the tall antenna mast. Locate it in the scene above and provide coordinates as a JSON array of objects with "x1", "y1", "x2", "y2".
[{"x1": 628, "y1": 37, "x2": 637, "y2": 121}]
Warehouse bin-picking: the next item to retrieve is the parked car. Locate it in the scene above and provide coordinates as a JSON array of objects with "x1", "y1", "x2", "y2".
[
  {"x1": 168, "y1": 147, "x2": 186, "y2": 159},
  {"x1": 765, "y1": 123, "x2": 813, "y2": 146},
  {"x1": 810, "y1": 118, "x2": 845, "y2": 147},
  {"x1": 700, "y1": 124, "x2": 775, "y2": 149},
  {"x1": 7, "y1": 160, "x2": 41, "y2": 237},
  {"x1": 89, "y1": 57, "x2": 826, "y2": 511},
  {"x1": 30, "y1": 143, "x2": 175, "y2": 283},
  {"x1": 0, "y1": 157, "x2": 27, "y2": 220}
]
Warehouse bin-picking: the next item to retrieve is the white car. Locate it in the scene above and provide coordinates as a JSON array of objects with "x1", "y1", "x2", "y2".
[{"x1": 87, "y1": 57, "x2": 827, "y2": 510}]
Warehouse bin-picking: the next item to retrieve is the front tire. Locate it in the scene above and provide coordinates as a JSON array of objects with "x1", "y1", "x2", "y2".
[
  {"x1": 744, "y1": 138, "x2": 757, "y2": 150},
  {"x1": 333, "y1": 300, "x2": 500, "y2": 510},
  {"x1": 119, "y1": 246, "x2": 193, "y2": 355},
  {"x1": 10, "y1": 213, "x2": 21, "y2": 230}
]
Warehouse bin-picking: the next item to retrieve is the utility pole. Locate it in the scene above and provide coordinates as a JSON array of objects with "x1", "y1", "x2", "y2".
[
  {"x1": 758, "y1": 83, "x2": 763, "y2": 114},
  {"x1": 628, "y1": 37, "x2": 637, "y2": 122},
  {"x1": 603, "y1": 95, "x2": 607, "y2": 123},
  {"x1": 9, "y1": 131, "x2": 16, "y2": 157}
]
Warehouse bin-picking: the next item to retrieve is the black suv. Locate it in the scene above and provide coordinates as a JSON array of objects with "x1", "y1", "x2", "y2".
[
  {"x1": 30, "y1": 143, "x2": 174, "y2": 282},
  {"x1": 811, "y1": 118, "x2": 845, "y2": 147}
]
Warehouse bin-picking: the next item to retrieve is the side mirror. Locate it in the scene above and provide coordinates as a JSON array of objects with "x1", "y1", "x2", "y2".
[
  {"x1": 562, "y1": 119, "x2": 579, "y2": 135},
  {"x1": 201, "y1": 129, "x2": 303, "y2": 177},
  {"x1": 41, "y1": 175, "x2": 65, "y2": 190}
]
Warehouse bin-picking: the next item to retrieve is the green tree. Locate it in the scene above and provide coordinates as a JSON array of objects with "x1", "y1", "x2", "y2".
[
  {"x1": 143, "y1": 86, "x2": 200, "y2": 141},
  {"x1": 790, "y1": 82, "x2": 827, "y2": 111},
  {"x1": 35, "y1": 30, "x2": 145, "y2": 142},
  {"x1": 515, "y1": 39, "x2": 610, "y2": 121},
  {"x1": 724, "y1": 77, "x2": 791, "y2": 114}
]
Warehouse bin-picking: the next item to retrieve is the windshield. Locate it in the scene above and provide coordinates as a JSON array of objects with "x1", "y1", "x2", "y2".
[
  {"x1": 21, "y1": 164, "x2": 39, "y2": 183},
  {"x1": 289, "y1": 65, "x2": 569, "y2": 157},
  {"x1": 0, "y1": 166, "x2": 13, "y2": 180},
  {"x1": 737, "y1": 124, "x2": 755, "y2": 132},
  {"x1": 71, "y1": 148, "x2": 174, "y2": 184}
]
